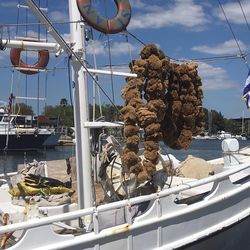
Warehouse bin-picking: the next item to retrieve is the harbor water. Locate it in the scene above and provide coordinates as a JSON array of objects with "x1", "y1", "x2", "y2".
[{"x1": 0, "y1": 139, "x2": 250, "y2": 174}]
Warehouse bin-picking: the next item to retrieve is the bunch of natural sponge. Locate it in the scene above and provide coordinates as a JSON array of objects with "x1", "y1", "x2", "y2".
[{"x1": 120, "y1": 44, "x2": 204, "y2": 187}]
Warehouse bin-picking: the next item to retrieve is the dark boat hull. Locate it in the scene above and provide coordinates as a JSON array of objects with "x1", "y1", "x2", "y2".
[{"x1": 0, "y1": 133, "x2": 59, "y2": 151}]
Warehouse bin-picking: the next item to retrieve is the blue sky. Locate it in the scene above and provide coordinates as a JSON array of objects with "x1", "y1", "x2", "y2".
[{"x1": 0, "y1": 0, "x2": 250, "y2": 119}]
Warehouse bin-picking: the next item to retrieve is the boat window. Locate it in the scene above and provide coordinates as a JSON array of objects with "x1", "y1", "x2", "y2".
[
  {"x1": 2, "y1": 116, "x2": 10, "y2": 122},
  {"x1": 14, "y1": 116, "x2": 26, "y2": 125}
]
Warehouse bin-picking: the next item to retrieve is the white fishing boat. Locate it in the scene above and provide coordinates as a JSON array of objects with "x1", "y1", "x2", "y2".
[{"x1": 0, "y1": 1, "x2": 249, "y2": 249}]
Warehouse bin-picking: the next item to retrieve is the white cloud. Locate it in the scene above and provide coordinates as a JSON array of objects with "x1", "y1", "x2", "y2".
[
  {"x1": 101, "y1": 64, "x2": 131, "y2": 73},
  {"x1": 49, "y1": 11, "x2": 69, "y2": 23},
  {"x1": 0, "y1": 54, "x2": 3, "y2": 61},
  {"x1": 87, "y1": 40, "x2": 141, "y2": 57},
  {"x1": 128, "y1": 0, "x2": 209, "y2": 31},
  {"x1": 197, "y1": 62, "x2": 237, "y2": 90},
  {"x1": 0, "y1": 2, "x2": 17, "y2": 8},
  {"x1": 129, "y1": 0, "x2": 148, "y2": 9},
  {"x1": 191, "y1": 39, "x2": 249, "y2": 55},
  {"x1": 214, "y1": 0, "x2": 250, "y2": 24}
]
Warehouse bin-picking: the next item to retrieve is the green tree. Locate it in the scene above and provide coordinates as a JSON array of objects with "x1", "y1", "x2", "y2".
[
  {"x1": 60, "y1": 98, "x2": 68, "y2": 107},
  {"x1": 210, "y1": 110, "x2": 225, "y2": 133},
  {"x1": 89, "y1": 104, "x2": 123, "y2": 122},
  {"x1": 14, "y1": 103, "x2": 33, "y2": 115},
  {"x1": 203, "y1": 108, "x2": 209, "y2": 131},
  {"x1": 43, "y1": 99, "x2": 74, "y2": 127}
]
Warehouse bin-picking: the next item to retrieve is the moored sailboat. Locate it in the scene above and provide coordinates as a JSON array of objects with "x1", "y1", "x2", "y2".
[{"x1": 0, "y1": 101, "x2": 60, "y2": 151}]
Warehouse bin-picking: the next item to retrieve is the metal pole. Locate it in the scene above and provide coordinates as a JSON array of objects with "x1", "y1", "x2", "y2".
[
  {"x1": 25, "y1": 0, "x2": 93, "y2": 210},
  {"x1": 2, "y1": 39, "x2": 59, "y2": 51},
  {"x1": 68, "y1": 0, "x2": 93, "y2": 210}
]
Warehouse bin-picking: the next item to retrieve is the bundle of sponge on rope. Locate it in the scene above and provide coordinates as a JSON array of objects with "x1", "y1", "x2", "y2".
[{"x1": 120, "y1": 44, "x2": 205, "y2": 186}]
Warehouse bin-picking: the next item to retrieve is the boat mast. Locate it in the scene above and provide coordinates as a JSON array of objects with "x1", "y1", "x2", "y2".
[
  {"x1": 25, "y1": 0, "x2": 93, "y2": 210},
  {"x1": 68, "y1": 0, "x2": 93, "y2": 210},
  {"x1": 25, "y1": 0, "x2": 134, "y2": 210}
]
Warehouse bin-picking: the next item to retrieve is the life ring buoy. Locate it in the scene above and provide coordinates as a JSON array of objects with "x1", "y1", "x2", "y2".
[
  {"x1": 76, "y1": 0, "x2": 131, "y2": 34},
  {"x1": 10, "y1": 48, "x2": 49, "y2": 75}
]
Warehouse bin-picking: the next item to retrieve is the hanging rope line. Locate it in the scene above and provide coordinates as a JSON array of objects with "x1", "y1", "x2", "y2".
[{"x1": 217, "y1": 0, "x2": 249, "y2": 69}]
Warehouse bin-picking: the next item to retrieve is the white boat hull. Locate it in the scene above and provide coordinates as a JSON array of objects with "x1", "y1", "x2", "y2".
[{"x1": 1, "y1": 164, "x2": 249, "y2": 250}]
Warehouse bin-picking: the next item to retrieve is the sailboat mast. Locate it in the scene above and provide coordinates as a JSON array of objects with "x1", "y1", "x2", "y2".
[
  {"x1": 68, "y1": 0, "x2": 93, "y2": 210},
  {"x1": 242, "y1": 110, "x2": 245, "y2": 134}
]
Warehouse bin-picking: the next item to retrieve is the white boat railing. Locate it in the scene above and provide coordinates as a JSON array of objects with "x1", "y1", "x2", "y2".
[
  {"x1": 0, "y1": 172, "x2": 18, "y2": 178},
  {"x1": 0, "y1": 162, "x2": 249, "y2": 235}
]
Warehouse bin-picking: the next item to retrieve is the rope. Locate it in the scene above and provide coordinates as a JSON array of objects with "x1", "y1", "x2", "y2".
[{"x1": 217, "y1": 0, "x2": 249, "y2": 70}]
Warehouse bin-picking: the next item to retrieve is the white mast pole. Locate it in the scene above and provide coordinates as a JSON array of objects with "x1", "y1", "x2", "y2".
[
  {"x1": 68, "y1": 0, "x2": 93, "y2": 210},
  {"x1": 25, "y1": 0, "x2": 133, "y2": 211}
]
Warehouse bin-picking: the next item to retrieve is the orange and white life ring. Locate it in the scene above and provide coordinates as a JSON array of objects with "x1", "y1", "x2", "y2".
[
  {"x1": 76, "y1": 0, "x2": 131, "y2": 34},
  {"x1": 10, "y1": 48, "x2": 49, "y2": 75}
]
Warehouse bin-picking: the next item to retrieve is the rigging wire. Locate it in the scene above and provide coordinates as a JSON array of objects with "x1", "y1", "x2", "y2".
[
  {"x1": 124, "y1": 31, "x2": 134, "y2": 75},
  {"x1": 44, "y1": 0, "x2": 49, "y2": 114},
  {"x1": 0, "y1": 51, "x2": 248, "y2": 72},
  {"x1": 1, "y1": 20, "x2": 83, "y2": 28},
  {"x1": 36, "y1": 0, "x2": 41, "y2": 118},
  {"x1": 126, "y1": 30, "x2": 146, "y2": 46},
  {"x1": 104, "y1": 0, "x2": 116, "y2": 120},
  {"x1": 237, "y1": 0, "x2": 250, "y2": 33},
  {"x1": 16, "y1": 0, "x2": 21, "y2": 37},
  {"x1": 67, "y1": 56, "x2": 73, "y2": 107},
  {"x1": 217, "y1": 0, "x2": 249, "y2": 70},
  {"x1": 25, "y1": 6, "x2": 28, "y2": 105},
  {"x1": 4, "y1": 1, "x2": 250, "y2": 115}
]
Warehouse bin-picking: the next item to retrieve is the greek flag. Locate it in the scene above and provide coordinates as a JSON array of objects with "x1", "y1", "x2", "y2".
[{"x1": 242, "y1": 70, "x2": 250, "y2": 109}]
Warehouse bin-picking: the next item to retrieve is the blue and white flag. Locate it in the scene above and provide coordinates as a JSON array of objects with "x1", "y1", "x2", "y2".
[{"x1": 242, "y1": 70, "x2": 250, "y2": 109}]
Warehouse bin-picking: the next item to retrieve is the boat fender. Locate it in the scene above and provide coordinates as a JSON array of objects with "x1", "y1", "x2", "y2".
[
  {"x1": 10, "y1": 48, "x2": 49, "y2": 75},
  {"x1": 76, "y1": 0, "x2": 131, "y2": 34}
]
